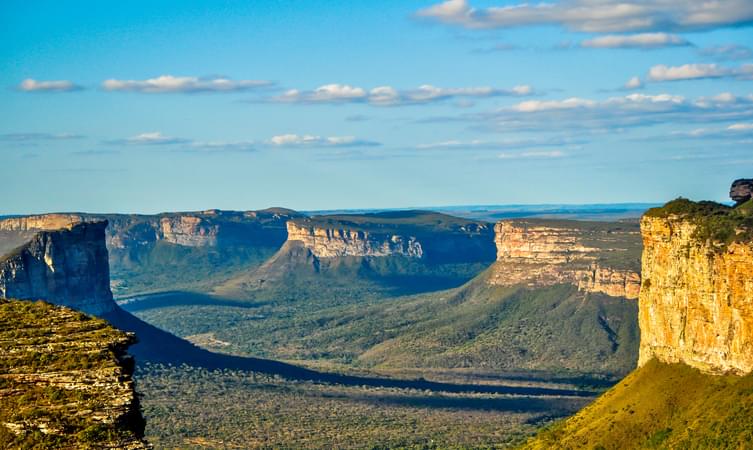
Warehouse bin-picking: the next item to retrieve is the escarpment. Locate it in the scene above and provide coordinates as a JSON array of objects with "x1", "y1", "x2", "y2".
[
  {"x1": 488, "y1": 220, "x2": 642, "y2": 299},
  {"x1": 0, "y1": 299, "x2": 148, "y2": 449},
  {"x1": 0, "y1": 221, "x2": 116, "y2": 315},
  {"x1": 638, "y1": 197, "x2": 753, "y2": 374},
  {"x1": 286, "y1": 221, "x2": 423, "y2": 258}
]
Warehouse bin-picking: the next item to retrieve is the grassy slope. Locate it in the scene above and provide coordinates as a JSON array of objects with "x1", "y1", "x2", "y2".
[{"x1": 524, "y1": 359, "x2": 753, "y2": 449}]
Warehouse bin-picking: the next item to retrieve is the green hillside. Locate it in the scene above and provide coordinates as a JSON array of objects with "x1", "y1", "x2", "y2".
[{"x1": 523, "y1": 359, "x2": 753, "y2": 449}]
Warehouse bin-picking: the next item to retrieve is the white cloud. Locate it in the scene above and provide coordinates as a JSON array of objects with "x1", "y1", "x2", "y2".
[
  {"x1": 269, "y1": 134, "x2": 380, "y2": 148},
  {"x1": 581, "y1": 33, "x2": 689, "y2": 49},
  {"x1": 19, "y1": 78, "x2": 81, "y2": 92},
  {"x1": 647, "y1": 63, "x2": 753, "y2": 82},
  {"x1": 0, "y1": 132, "x2": 84, "y2": 142},
  {"x1": 729, "y1": 122, "x2": 753, "y2": 131},
  {"x1": 112, "y1": 132, "x2": 191, "y2": 146},
  {"x1": 417, "y1": 136, "x2": 582, "y2": 150},
  {"x1": 699, "y1": 45, "x2": 753, "y2": 61},
  {"x1": 270, "y1": 83, "x2": 533, "y2": 106},
  {"x1": 624, "y1": 76, "x2": 643, "y2": 90},
  {"x1": 498, "y1": 150, "x2": 566, "y2": 159},
  {"x1": 416, "y1": 0, "x2": 753, "y2": 33},
  {"x1": 102, "y1": 75, "x2": 271, "y2": 93},
  {"x1": 457, "y1": 92, "x2": 753, "y2": 133}
]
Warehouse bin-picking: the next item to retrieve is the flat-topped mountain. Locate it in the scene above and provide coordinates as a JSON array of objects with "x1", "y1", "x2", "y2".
[
  {"x1": 0, "y1": 299, "x2": 148, "y2": 449},
  {"x1": 215, "y1": 210, "x2": 496, "y2": 300},
  {"x1": 489, "y1": 219, "x2": 641, "y2": 299},
  {"x1": 525, "y1": 181, "x2": 753, "y2": 448}
]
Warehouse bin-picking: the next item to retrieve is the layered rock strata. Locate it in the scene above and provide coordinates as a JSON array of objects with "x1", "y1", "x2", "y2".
[
  {"x1": 488, "y1": 220, "x2": 642, "y2": 299},
  {"x1": 286, "y1": 221, "x2": 423, "y2": 258},
  {"x1": 0, "y1": 221, "x2": 116, "y2": 315},
  {"x1": 0, "y1": 299, "x2": 148, "y2": 449},
  {"x1": 638, "y1": 215, "x2": 753, "y2": 374}
]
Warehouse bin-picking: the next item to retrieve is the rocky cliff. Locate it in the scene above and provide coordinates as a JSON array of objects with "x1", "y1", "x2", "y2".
[
  {"x1": 286, "y1": 221, "x2": 423, "y2": 258},
  {"x1": 0, "y1": 221, "x2": 116, "y2": 315},
  {"x1": 638, "y1": 199, "x2": 753, "y2": 374},
  {"x1": 0, "y1": 298, "x2": 148, "y2": 449},
  {"x1": 488, "y1": 220, "x2": 642, "y2": 299}
]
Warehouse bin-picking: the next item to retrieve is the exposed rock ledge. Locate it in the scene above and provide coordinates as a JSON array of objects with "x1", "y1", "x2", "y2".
[
  {"x1": 286, "y1": 221, "x2": 423, "y2": 258},
  {"x1": 487, "y1": 220, "x2": 641, "y2": 299},
  {"x1": 0, "y1": 299, "x2": 148, "y2": 449},
  {"x1": 638, "y1": 215, "x2": 753, "y2": 374}
]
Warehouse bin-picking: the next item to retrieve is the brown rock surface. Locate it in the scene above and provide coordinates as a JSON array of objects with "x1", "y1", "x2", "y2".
[
  {"x1": 488, "y1": 220, "x2": 641, "y2": 299},
  {"x1": 638, "y1": 215, "x2": 753, "y2": 374},
  {"x1": 286, "y1": 221, "x2": 423, "y2": 258}
]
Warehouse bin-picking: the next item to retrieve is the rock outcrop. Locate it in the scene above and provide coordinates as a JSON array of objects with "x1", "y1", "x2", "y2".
[
  {"x1": 488, "y1": 220, "x2": 642, "y2": 299},
  {"x1": 0, "y1": 213, "x2": 84, "y2": 232},
  {"x1": 158, "y1": 216, "x2": 219, "y2": 247},
  {"x1": 0, "y1": 299, "x2": 148, "y2": 449},
  {"x1": 0, "y1": 221, "x2": 116, "y2": 315},
  {"x1": 286, "y1": 221, "x2": 423, "y2": 258},
  {"x1": 730, "y1": 178, "x2": 753, "y2": 205},
  {"x1": 638, "y1": 214, "x2": 753, "y2": 374}
]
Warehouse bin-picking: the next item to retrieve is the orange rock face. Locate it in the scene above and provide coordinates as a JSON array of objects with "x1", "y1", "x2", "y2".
[
  {"x1": 0, "y1": 214, "x2": 83, "y2": 231},
  {"x1": 638, "y1": 216, "x2": 753, "y2": 374},
  {"x1": 488, "y1": 220, "x2": 641, "y2": 299},
  {"x1": 285, "y1": 222, "x2": 423, "y2": 258}
]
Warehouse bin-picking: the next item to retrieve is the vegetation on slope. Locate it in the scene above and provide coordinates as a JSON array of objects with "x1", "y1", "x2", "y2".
[
  {"x1": 644, "y1": 198, "x2": 753, "y2": 248},
  {"x1": 291, "y1": 210, "x2": 491, "y2": 235},
  {"x1": 524, "y1": 359, "x2": 753, "y2": 449},
  {"x1": 129, "y1": 270, "x2": 638, "y2": 378},
  {"x1": 137, "y1": 363, "x2": 589, "y2": 449},
  {"x1": 0, "y1": 299, "x2": 146, "y2": 449}
]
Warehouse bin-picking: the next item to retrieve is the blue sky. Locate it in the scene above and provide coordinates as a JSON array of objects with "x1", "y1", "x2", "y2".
[{"x1": 2, "y1": 0, "x2": 753, "y2": 214}]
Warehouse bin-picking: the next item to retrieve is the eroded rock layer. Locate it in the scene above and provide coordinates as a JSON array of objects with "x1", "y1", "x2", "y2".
[
  {"x1": 638, "y1": 215, "x2": 753, "y2": 374},
  {"x1": 0, "y1": 299, "x2": 148, "y2": 449},
  {"x1": 286, "y1": 221, "x2": 423, "y2": 258},
  {"x1": 0, "y1": 221, "x2": 116, "y2": 315},
  {"x1": 488, "y1": 220, "x2": 642, "y2": 299}
]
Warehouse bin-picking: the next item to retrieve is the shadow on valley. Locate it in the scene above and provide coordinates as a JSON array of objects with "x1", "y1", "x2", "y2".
[
  {"x1": 118, "y1": 291, "x2": 265, "y2": 313},
  {"x1": 103, "y1": 306, "x2": 597, "y2": 399}
]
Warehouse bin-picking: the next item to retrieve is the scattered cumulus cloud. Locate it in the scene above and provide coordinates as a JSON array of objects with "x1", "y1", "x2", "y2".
[
  {"x1": 115, "y1": 132, "x2": 192, "y2": 145},
  {"x1": 417, "y1": 136, "x2": 582, "y2": 150},
  {"x1": 416, "y1": 0, "x2": 753, "y2": 33},
  {"x1": 647, "y1": 63, "x2": 753, "y2": 82},
  {"x1": 623, "y1": 76, "x2": 644, "y2": 90},
  {"x1": 102, "y1": 75, "x2": 272, "y2": 93},
  {"x1": 581, "y1": 33, "x2": 689, "y2": 49},
  {"x1": 270, "y1": 83, "x2": 534, "y2": 106},
  {"x1": 107, "y1": 132, "x2": 256, "y2": 152},
  {"x1": 458, "y1": 92, "x2": 753, "y2": 133},
  {"x1": 269, "y1": 134, "x2": 381, "y2": 148},
  {"x1": 18, "y1": 79, "x2": 82, "y2": 92}
]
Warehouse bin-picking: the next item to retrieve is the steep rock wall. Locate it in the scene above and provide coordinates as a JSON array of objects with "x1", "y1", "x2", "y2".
[
  {"x1": 286, "y1": 221, "x2": 424, "y2": 258},
  {"x1": 638, "y1": 215, "x2": 753, "y2": 374},
  {"x1": 488, "y1": 220, "x2": 641, "y2": 299},
  {"x1": 0, "y1": 221, "x2": 116, "y2": 315}
]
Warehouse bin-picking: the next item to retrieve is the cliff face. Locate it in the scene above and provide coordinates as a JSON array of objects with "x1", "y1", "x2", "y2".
[
  {"x1": 0, "y1": 213, "x2": 84, "y2": 232},
  {"x1": 158, "y1": 216, "x2": 219, "y2": 247},
  {"x1": 638, "y1": 215, "x2": 753, "y2": 374},
  {"x1": 0, "y1": 221, "x2": 116, "y2": 315},
  {"x1": 488, "y1": 220, "x2": 642, "y2": 299},
  {"x1": 286, "y1": 222, "x2": 423, "y2": 258},
  {"x1": 0, "y1": 299, "x2": 148, "y2": 449}
]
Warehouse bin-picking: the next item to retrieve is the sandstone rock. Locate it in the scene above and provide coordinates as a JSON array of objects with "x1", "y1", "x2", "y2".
[
  {"x1": 638, "y1": 215, "x2": 753, "y2": 374},
  {"x1": 0, "y1": 221, "x2": 116, "y2": 315},
  {"x1": 730, "y1": 178, "x2": 753, "y2": 205},
  {"x1": 488, "y1": 220, "x2": 641, "y2": 299},
  {"x1": 286, "y1": 221, "x2": 423, "y2": 258},
  {"x1": 159, "y1": 216, "x2": 219, "y2": 247}
]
